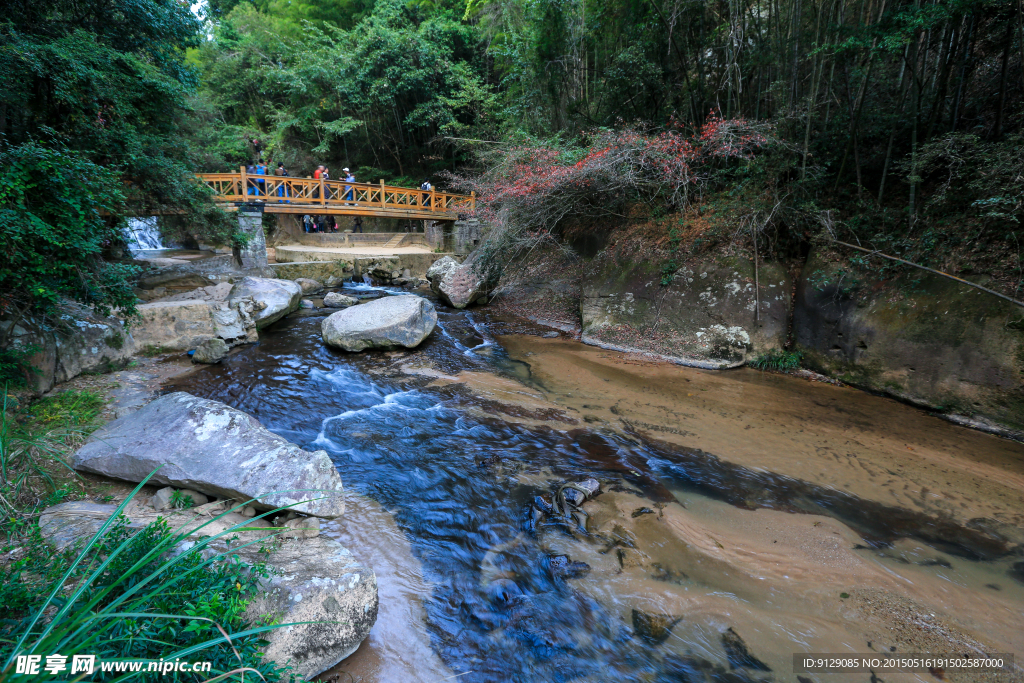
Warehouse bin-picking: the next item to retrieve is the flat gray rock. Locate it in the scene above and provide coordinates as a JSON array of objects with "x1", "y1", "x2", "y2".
[
  {"x1": 228, "y1": 277, "x2": 302, "y2": 328},
  {"x1": 71, "y1": 392, "x2": 344, "y2": 518},
  {"x1": 321, "y1": 295, "x2": 437, "y2": 352}
]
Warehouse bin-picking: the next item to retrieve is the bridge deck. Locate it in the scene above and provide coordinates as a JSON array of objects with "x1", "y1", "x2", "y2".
[{"x1": 198, "y1": 171, "x2": 473, "y2": 220}]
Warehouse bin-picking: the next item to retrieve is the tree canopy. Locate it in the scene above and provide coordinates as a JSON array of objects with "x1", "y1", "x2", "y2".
[{"x1": 0, "y1": 0, "x2": 233, "y2": 329}]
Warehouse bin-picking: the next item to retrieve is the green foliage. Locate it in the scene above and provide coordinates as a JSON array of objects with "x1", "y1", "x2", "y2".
[
  {"x1": 170, "y1": 490, "x2": 196, "y2": 510},
  {"x1": 0, "y1": 391, "x2": 79, "y2": 527},
  {"x1": 0, "y1": 143, "x2": 139, "y2": 320},
  {"x1": 749, "y1": 349, "x2": 803, "y2": 371},
  {"x1": 25, "y1": 390, "x2": 105, "y2": 429},
  {"x1": 0, "y1": 480, "x2": 296, "y2": 682},
  {"x1": 910, "y1": 133, "x2": 1024, "y2": 227},
  {"x1": 0, "y1": 0, "x2": 239, "y2": 323},
  {"x1": 0, "y1": 347, "x2": 42, "y2": 389},
  {"x1": 660, "y1": 224, "x2": 683, "y2": 285},
  {"x1": 193, "y1": 0, "x2": 494, "y2": 177}
]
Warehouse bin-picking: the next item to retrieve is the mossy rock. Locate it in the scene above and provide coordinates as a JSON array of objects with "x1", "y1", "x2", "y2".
[{"x1": 793, "y1": 249, "x2": 1024, "y2": 430}]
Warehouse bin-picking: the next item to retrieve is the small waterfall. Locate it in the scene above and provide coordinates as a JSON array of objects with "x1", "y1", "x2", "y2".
[
  {"x1": 362, "y1": 273, "x2": 373, "y2": 285},
  {"x1": 124, "y1": 217, "x2": 164, "y2": 254}
]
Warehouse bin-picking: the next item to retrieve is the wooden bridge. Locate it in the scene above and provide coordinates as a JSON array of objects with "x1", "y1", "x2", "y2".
[{"x1": 196, "y1": 168, "x2": 474, "y2": 220}]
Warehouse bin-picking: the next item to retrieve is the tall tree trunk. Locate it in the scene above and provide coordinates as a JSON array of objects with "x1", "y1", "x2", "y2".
[
  {"x1": 994, "y1": 19, "x2": 1014, "y2": 139},
  {"x1": 791, "y1": 0, "x2": 802, "y2": 108},
  {"x1": 878, "y1": 44, "x2": 912, "y2": 203},
  {"x1": 950, "y1": 13, "x2": 975, "y2": 131},
  {"x1": 909, "y1": 2, "x2": 922, "y2": 225},
  {"x1": 802, "y1": 0, "x2": 832, "y2": 178},
  {"x1": 924, "y1": 19, "x2": 960, "y2": 140}
]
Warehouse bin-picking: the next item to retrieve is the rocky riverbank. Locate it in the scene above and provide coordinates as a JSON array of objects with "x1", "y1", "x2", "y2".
[
  {"x1": 39, "y1": 390, "x2": 377, "y2": 680},
  {"x1": 488, "y1": 232, "x2": 1024, "y2": 435}
]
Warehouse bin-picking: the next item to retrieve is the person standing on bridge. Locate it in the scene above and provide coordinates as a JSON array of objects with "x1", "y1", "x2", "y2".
[
  {"x1": 255, "y1": 160, "x2": 267, "y2": 200},
  {"x1": 343, "y1": 168, "x2": 355, "y2": 204},
  {"x1": 313, "y1": 165, "x2": 325, "y2": 199},
  {"x1": 420, "y1": 178, "x2": 432, "y2": 209},
  {"x1": 246, "y1": 161, "x2": 258, "y2": 198},
  {"x1": 275, "y1": 162, "x2": 289, "y2": 202}
]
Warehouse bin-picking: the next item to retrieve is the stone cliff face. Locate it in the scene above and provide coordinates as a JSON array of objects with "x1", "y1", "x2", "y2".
[
  {"x1": 1, "y1": 301, "x2": 135, "y2": 394},
  {"x1": 580, "y1": 251, "x2": 789, "y2": 365},
  {"x1": 793, "y1": 249, "x2": 1024, "y2": 433},
  {"x1": 495, "y1": 233, "x2": 1024, "y2": 432}
]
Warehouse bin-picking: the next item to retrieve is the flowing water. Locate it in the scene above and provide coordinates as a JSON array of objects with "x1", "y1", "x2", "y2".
[
  {"x1": 124, "y1": 217, "x2": 164, "y2": 253},
  {"x1": 167, "y1": 284, "x2": 1024, "y2": 683}
]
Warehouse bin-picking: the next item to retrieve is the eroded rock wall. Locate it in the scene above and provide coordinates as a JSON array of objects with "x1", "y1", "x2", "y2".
[
  {"x1": 580, "y1": 250, "x2": 790, "y2": 365},
  {"x1": 495, "y1": 230, "x2": 1024, "y2": 431},
  {"x1": 793, "y1": 249, "x2": 1024, "y2": 431},
  {"x1": 1, "y1": 301, "x2": 135, "y2": 394}
]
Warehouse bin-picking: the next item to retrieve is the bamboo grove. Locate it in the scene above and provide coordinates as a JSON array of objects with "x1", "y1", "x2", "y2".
[{"x1": 199, "y1": 0, "x2": 1023, "y2": 224}]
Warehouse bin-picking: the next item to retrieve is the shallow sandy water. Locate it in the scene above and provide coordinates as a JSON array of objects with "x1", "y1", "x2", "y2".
[
  {"x1": 497, "y1": 336, "x2": 1024, "y2": 543},
  {"x1": 164, "y1": 303, "x2": 1024, "y2": 683},
  {"x1": 319, "y1": 495, "x2": 453, "y2": 683}
]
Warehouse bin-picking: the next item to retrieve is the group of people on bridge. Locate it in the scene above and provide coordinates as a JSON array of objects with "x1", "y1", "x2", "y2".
[{"x1": 244, "y1": 161, "x2": 357, "y2": 203}]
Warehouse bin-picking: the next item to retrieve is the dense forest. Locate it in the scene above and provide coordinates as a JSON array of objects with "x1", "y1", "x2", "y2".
[{"x1": 1, "y1": 0, "x2": 1023, "y2": 326}]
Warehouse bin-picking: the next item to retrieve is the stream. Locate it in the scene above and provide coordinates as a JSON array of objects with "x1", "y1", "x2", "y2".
[{"x1": 167, "y1": 284, "x2": 1024, "y2": 683}]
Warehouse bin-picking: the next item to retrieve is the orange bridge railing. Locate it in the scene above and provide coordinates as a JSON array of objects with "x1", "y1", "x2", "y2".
[{"x1": 196, "y1": 169, "x2": 474, "y2": 219}]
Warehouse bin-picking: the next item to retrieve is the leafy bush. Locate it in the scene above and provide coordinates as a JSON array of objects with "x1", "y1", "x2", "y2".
[
  {"x1": 0, "y1": 479, "x2": 296, "y2": 682},
  {"x1": 0, "y1": 347, "x2": 42, "y2": 389},
  {"x1": 171, "y1": 490, "x2": 196, "y2": 510},
  {"x1": 1, "y1": 393, "x2": 79, "y2": 526},
  {"x1": 0, "y1": 143, "x2": 140, "y2": 323},
  {"x1": 749, "y1": 349, "x2": 803, "y2": 371},
  {"x1": 450, "y1": 117, "x2": 777, "y2": 279}
]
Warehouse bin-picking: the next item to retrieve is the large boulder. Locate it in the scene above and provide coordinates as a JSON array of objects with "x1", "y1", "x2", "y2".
[
  {"x1": 133, "y1": 300, "x2": 258, "y2": 352},
  {"x1": 71, "y1": 392, "x2": 345, "y2": 518},
  {"x1": 37, "y1": 500, "x2": 377, "y2": 681},
  {"x1": 191, "y1": 338, "x2": 228, "y2": 364},
  {"x1": 294, "y1": 277, "x2": 324, "y2": 294},
  {"x1": 228, "y1": 277, "x2": 302, "y2": 329},
  {"x1": 439, "y1": 261, "x2": 491, "y2": 309},
  {"x1": 426, "y1": 256, "x2": 459, "y2": 296},
  {"x1": 244, "y1": 536, "x2": 377, "y2": 678},
  {"x1": 356, "y1": 257, "x2": 401, "y2": 285},
  {"x1": 321, "y1": 295, "x2": 437, "y2": 352},
  {"x1": 1, "y1": 301, "x2": 135, "y2": 394}
]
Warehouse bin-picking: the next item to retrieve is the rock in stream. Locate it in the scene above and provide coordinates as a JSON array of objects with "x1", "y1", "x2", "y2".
[{"x1": 71, "y1": 392, "x2": 345, "y2": 518}]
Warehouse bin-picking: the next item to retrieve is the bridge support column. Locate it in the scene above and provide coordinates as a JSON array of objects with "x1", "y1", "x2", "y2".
[
  {"x1": 234, "y1": 205, "x2": 268, "y2": 270},
  {"x1": 453, "y1": 218, "x2": 482, "y2": 254},
  {"x1": 425, "y1": 220, "x2": 449, "y2": 251}
]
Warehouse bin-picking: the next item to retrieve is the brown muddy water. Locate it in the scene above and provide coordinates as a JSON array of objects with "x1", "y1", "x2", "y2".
[{"x1": 167, "y1": 283, "x2": 1024, "y2": 683}]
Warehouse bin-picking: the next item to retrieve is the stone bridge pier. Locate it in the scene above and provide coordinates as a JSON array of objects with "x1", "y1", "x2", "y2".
[{"x1": 234, "y1": 205, "x2": 268, "y2": 270}]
